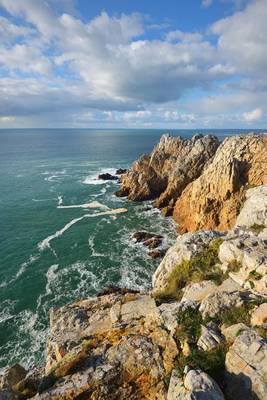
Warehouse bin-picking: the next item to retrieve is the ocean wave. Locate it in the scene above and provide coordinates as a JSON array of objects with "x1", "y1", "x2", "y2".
[
  {"x1": 38, "y1": 208, "x2": 128, "y2": 251},
  {"x1": 82, "y1": 168, "x2": 118, "y2": 185},
  {"x1": 57, "y1": 200, "x2": 108, "y2": 210}
]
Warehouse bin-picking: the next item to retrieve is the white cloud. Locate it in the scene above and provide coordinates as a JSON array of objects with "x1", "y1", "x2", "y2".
[
  {"x1": 0, "y1": 0, "x2": 266, "y2": 127},
  {"x1": 243, "y1": 107, "x2": 263, "y2": 122},
  {"x1": 202, "y1": 0, "x2": 213, "y2": 8}
]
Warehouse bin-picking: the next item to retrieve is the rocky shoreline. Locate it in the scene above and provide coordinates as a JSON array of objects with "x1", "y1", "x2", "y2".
[{"x1": 1, "y1": 133, "x2": 267, "y2": 400}]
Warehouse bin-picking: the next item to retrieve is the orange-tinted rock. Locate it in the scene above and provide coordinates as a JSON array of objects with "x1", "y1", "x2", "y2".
[{"x1": 173, "y1": 134, "x2": 267, "y2": 232}]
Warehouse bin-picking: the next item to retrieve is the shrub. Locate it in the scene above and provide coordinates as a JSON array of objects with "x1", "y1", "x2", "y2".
[
  {"x1": 249, "y1": 224, "x2": 265, "y2": 234},
  {"x1": 176, "y1": 307, "x2": 202, "y2": 343}
]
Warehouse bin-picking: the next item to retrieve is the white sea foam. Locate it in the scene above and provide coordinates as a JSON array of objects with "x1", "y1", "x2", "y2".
[
  {"x1": 38, "y1": 208, "x2": 128, "y2": 250},
  {"x1": 82, "y1": 168, "x2": 118, "y2": 185},
  {"x1": 57, "y1": 195, "x2": 63, "y2": 206},
  {"x1": 57, "y1": 200, "x2": 108, "y2": 209}
]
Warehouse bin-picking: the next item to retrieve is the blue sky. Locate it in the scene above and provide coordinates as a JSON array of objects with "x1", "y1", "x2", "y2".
[{"x1": 0, "y1": 0, "x2": 266, "y2": 128}]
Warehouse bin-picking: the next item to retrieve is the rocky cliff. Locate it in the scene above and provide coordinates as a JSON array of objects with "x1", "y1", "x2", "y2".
[
  {"x1": 1, "y1": 182, "x2": 267, "y2": 400},
  {"x1": 117, "y1": 133, "x2": 267, "y2": 231}
]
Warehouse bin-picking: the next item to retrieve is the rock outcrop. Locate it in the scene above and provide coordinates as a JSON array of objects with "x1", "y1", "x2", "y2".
[
  {"x1": 116, "y1": 134, "x2": 219, "y2": 208},
  {"x1": 173, "y1": 134, "x2": 267, "y2": 232},
  {"x1": 225, "y1": 329, "x2": 267, "y2": 400}
]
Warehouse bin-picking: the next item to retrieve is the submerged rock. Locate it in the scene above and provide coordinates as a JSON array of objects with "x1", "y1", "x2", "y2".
[{"x1": 98, "y1": 172, "x2": 118, "y2": 180}]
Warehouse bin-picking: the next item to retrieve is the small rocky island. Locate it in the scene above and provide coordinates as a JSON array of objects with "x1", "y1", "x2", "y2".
[{"x1": 1, "y1": 133, "x2": 267, "y2": 400}]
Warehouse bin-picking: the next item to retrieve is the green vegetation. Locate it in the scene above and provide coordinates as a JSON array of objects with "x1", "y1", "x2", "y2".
[
  {"x1": 248, "y1": 270, "x2": 262, "y2": 280},
  {"x1": 249, "y1": 224, "x2": 265, "y2": 234},
  {"x1": 156, "y1": 238, "x2": 224, "y2": 302},
  {"x1": 175, "y1": 307, "x2": 227, "y2": 380},
  {"x1": 227, "y1": 260, "x2": 242, "y2": 272},
  {"x1": 176, "y1": 307, "x2": 202, "y2": 343}
]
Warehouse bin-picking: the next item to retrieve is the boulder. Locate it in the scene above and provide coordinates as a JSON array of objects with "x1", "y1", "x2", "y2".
[
  {"x1": 116, "y1": 134, "x2": 219, "y2": 202},
  {"x1": 149, "y1": 249, "x2": 167, "y2": 259},
  {"x1": 115, "y1": 168, "x2": 127, "y2": 175},
  {"x1": 182, "y1": 280, "x2": 218, "y2": 303},
  {"x1": 152, "y1": 231, "x2": 224, "y2": 294},
  {"x1": 98, "y1": 173, "x2": 118, "y2": 180},
  {"x1": 221, "y1": 323, "x2": 248, "y2": 344},
  {"x1": 197, "y1": 322, "x2": 224, "y2": 351},
  {"x1": 225, "y1": 329, "x2": 267, "y2": 400},
  {"x1": 218, "y1": 233, "x2": 267, "y2": 295},
  {"x1": 235, "y1": 185, "x2": 267, "y2": 230},
  {"x1": 173, "y1": 134, "x2": 267, "y2": 232},
  {"x1": 250, "y1": 303, "x2": 267, "y2": 326},
  {"x1": 0, "y1": 364, "x2": 27, "y2": 390},
  {"x1": 167, "y1": 368, "x2": 225, "y2": 400},
  {"x1": 199, "y1": 291, "x2": 244, "y2": 319}
]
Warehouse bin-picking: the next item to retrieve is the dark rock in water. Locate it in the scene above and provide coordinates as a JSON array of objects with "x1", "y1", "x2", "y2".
[
  {"x1": 116, "y1": 168, "x2": 127, "y2": 175},
  {"x1": 97, "y1": 284, "x2": 139, "y2": 297},
  {"x1": 143, "y1": 237, "x2": 163, "y2": 249},
  {"x1": 149, "y1": 249, "x2": 167, "y2": 259},
  {"x1": 161, "y1": 205, "x2": 173, "y2": 217},
  {"x1": 143, "y1": 206, "x2": 153, "y2": 212},
  {"x1": 98, "y1": 173, "x2": 118, "y2": 181},
  {"x1": 133, "y1": 231, "x2": 163, "y2": 249}
]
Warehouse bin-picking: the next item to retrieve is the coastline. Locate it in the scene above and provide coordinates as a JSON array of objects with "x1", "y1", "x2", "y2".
[{"x1": 1, "y1": 131, "x2": 267, "y2": 400}]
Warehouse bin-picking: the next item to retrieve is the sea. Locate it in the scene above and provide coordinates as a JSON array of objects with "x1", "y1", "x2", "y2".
[{"x1": 0, "y1": 128, "x2": 265, "y2": 370}]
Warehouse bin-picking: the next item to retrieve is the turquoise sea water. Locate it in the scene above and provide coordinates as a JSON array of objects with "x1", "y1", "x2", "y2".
[{"x1": 0, "y1": 128, "x2": 265, "y2": 369}]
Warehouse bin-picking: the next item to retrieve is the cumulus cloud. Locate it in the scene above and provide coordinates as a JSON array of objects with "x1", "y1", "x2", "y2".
[
  {"x1": 243, "y1": 108, "x2": 263, "y2": 122},
  {"x1": 0, "y1": 0, "x2": 266, "y2": 127}
]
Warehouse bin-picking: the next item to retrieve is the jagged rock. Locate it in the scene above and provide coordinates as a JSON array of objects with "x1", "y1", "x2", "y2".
[
  {"x1": 250, "y1": 303, "x2": 267, "y2": 326},
  {"x1": 218, "y1": 233, "x2": 267, "y2": 295},
  {"x1": 115, "y1": 168, "x2": 127, "y2": 175},
  {"x1": 157, "y1": 301, "x2": 198, "y2": 336},
  {"x1": 173, "y1": 134, "x2": 267, "y2": 232},
  {"x1": 221, "y1": 323, "x2": 248, "y2": 343},
  {"x1": 235, "y1": 185, "x2": 267, "y2": 229},
  {"x1": 0, "y1": 364, "x2": 27, "y2": 390},
  {"x1": 197, "y1": 322, "x2": 224, "y2": 351},
  {"x1": 225, "y1": 329, "x2": 267, "y2": 400},
  {"x1": 199, "y1": 291, "x2": 244, "y2": 319},
  {"x1": 149, "y1": 249, "x2": 167, "y2": 259},
  {"x1": 40, "y1": 292, "x2": 178, "y2": 399},
  {"x1": 167, "y1": 368, "x2": 225, "y2": 400},
  {"x1": 116, "y1": 134, "x2": 219, "y2": 203},
  {"x1": 182, "y1": 281, "x2": 218, "y2": 303},
  {"x1": 152, "y1": 231, "x2": 224, "y2": 294},
  {"x1": 98, "y1": 173, "x2": 118, "y2": 180}
]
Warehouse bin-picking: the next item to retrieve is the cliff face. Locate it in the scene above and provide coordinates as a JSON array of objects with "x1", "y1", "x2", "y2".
[
  {"x1": 117, "y1": 133, "x2": 267, "y2": 232},
  {"x1": 173, "y1": 134, "x2": 267, "y2": 232},
  {"x1": 116, "y1": 134, "x2": 220, "y2": 210}
]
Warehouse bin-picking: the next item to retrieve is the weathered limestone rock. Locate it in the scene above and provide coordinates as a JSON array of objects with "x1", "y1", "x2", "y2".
[
  {"x1": 218, "y1": 233, "x2": 267, "y2": 295},
  {"x1": 167, "y1": 368, "x2": 225, "y2": 400},
  {"x1": 153, "y1": 231, "x2": 224, "y2": 294},
  {"x1": 38, "y1": 292, "x2": 178, "y2": 399},
  {"x1": 157, "y1": 301, "x2": 198, "y2": 336},
  {"x1": 199, "y1": 291, "x2": 244, "y2": 319},
  {"x1": 197, "y1": 323, "x2": 224, "y2": 351},
  {"x1": 235, "y1": 185, "x2": 267, "y2": 229},
  {"x1": 173, "y1": 134, "x2": 267, "y2": 232},
  {"x1": 221, "y1": 323, "x2": 248, "y2": 344},
  {"x1": 250, "y1": 303, "x2": 267, "y2": 326},
  {"x1": 116, "y1": 134, "x2": 219, "y2": 205},
  {"x1": 182, "y1": 280, "x2": 218, "y2": 303},
  {"x1": 0, "y1": 365, "x2": 27, "y2": 390},
  {"x1": 225, "y1": 329, "x2": 267, "y2": 400}
]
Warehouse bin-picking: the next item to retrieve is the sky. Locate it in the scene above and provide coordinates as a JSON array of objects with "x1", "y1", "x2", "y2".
[{"x1": 0, "y1": 0, "x2": 266, "y2": 129}]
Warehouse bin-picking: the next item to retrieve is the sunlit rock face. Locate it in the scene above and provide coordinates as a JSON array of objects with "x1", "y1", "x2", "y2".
[
  {"x1": 173, "y1": 134, "x2": 267, "y2": 232},
  {"x1": 116, "y1": 134, "x2": 219, "y2": 207}
]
